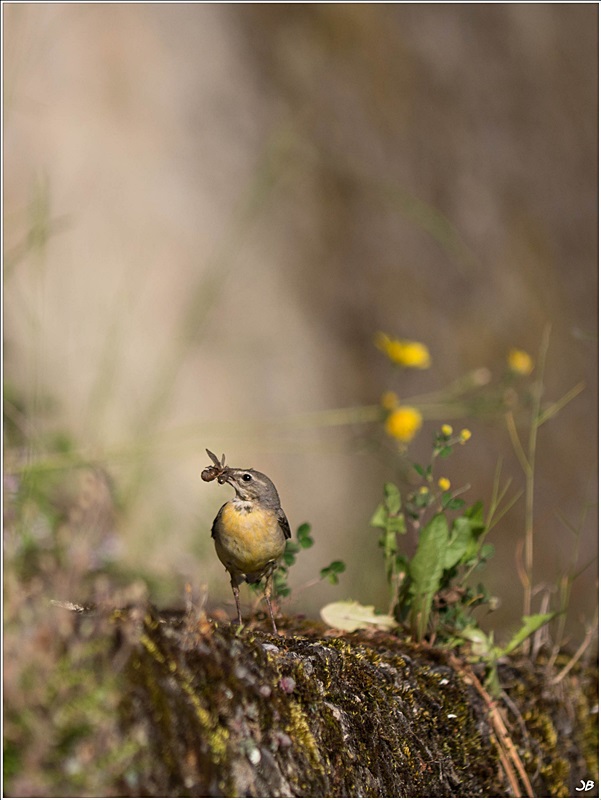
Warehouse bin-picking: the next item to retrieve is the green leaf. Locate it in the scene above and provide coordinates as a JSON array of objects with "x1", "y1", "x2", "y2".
[
  {"x1": 296, "y1": 522, "x2": 314, "y2": 549},
  {"x1": 390, "y1": 515, "x2": 407, "y2": 534},
  {"x1": 459, "y1": 625, "x2": 495, "y2": 660},
  {"x1": 443, "y1": 516, "x2": 473, "y2": 570},
  {"x1": 479, "y1": 543, "x2": 495, "y2": 561},
  {"x1": 414, "y1": 491, "x2": 431, "y2": 509},
  {"x1": 395, "y1": 553, "x2": 410, "y2": 572},
  {"x1": 370, "y1": 503, "x2": 388, "y2": 529},
  {"x1": 383, "y1": 483, "x2": 402, "y2": 515},
  {"x1": 413, "y1": 463, "x2": 426, "y2": 478},
  {"x1": 371, "y1": 485, "x2": 406, "y2": 536},
  {"x1": 450, "y1": 506, "x2": 489, "y2": 563},
  {"x1": 296, "y1": 522, "x2": 313, "y2": 546},
  {"x1": 465, "y1": 501, "x2": 485, "y2": 527},
  {"x1": 484, "y1": 666, "x2": 502, "y2": 698},
  {"x1": 409, "y1": 514, "x2": 448, "y2": 638},
  {"x1": 273, "y1": 565, "x2": 291, "y2": 598},
  {"x1": 283, "y1": 541, "x2": 299, "y2": 566},
  {"x1": 381, "y1": 526, "x2": 397, "y2": 555},
  {"x1": 320, "y1": 561, "x2": 347, "y2": 584},
  {"x1": 500, "y1": 613, "x2": 556, "y2": 656},
  {"x1": 437, "y1": 445, "x2": 453, "y2": 459},
  {"x1": 445, "y1": 497, "x2": 466, "y2": 511}
]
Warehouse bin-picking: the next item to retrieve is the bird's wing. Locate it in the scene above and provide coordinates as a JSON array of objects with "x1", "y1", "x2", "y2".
[
  {"x1": 277, "y1": 507, "x2": 292, "y2": 540},
  {"x1": 210, "y1": 504, "x2": 226, "y2": 539}
]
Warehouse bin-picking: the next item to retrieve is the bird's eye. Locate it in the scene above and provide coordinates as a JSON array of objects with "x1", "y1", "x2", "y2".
[{"x1": 241, "y1": 473, "x2": 253, "y2": 482}]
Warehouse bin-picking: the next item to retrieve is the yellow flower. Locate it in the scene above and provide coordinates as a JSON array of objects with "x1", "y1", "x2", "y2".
[
  {"x1": 508, "y1": 348, "x2": 534, "y2": 376},
  {"x1": 418, "y1": 486, "x2": 429, "y2": 495},
  {"x1": 381, "y1": 390, "x2": 399, "y2": 411},
  {"x1": 385, "y1": 406, "x2": 423, "y2": 442},
  {"x1": 386, "y1": 406, "x2": 422, "y2": 442},
  {"x1": 459, "y1": 428, "x2": 472, "y2": 443},
  {"x1": 441, "y1": 424, "x2": 453, "y2": 437},
  {"x1": 375, "y1": 333, "x2": 431, "y2": 369},
  {"x1": 438, "y1": 477, "x2": 451, "y2": 491}
]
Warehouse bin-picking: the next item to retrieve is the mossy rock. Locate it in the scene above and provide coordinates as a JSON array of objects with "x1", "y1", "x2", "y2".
[{"x1": 114, "y1": 606, "x2": 597, "y2": 798}]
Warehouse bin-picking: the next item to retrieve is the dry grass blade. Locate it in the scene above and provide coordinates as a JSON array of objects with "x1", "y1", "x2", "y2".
[
  {"x1": 449, "y1": 655, "x2": 534, "y2": 798},
  {"x1": 550, "y1": 606, "x2": 599, "y2": 685}
]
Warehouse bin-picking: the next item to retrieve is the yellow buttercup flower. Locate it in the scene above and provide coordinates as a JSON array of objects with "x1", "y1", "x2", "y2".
[
  {"x1": 375, "y1": 333, "x2": 431, "y2": 369},
  {"x1": 441, "y1": 424, "x2": 453, "y2": 437},
  {"x1": 507, "y1": 348, "x2": 534, "y2": 376},
  {"x1": 459, "y1": 428, "x2": 472, "y2": 443},
  {"x1": 381, "y1": 390, "x2": 400, "y2": 411},
  {"x1": 438, "y1": 477, "x2": 451, "y2": 491},
  {"x1": 385, "y1": 406, "x2": 423, "y2": 442}
]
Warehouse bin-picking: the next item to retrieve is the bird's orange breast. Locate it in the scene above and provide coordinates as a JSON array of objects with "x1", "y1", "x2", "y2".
[{"x1": 214, "y1": 502, "x2": 286, "y2": 577}]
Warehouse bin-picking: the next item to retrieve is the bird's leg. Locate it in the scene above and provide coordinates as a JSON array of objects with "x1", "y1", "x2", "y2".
[
  {"x1": 229, "y1": 573, "x2": 243, "y2": 627},
  {"x1": 263, "y1": 564, "x2": 279, "y2": 635}
]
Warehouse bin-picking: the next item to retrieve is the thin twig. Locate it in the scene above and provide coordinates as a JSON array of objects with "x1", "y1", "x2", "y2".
[
  {"x1": 505, "y1": 411, "x2": 531, "y2": 477},
  {"x1": 522, "y1": 324, "x2": 551, "y2": 623},
  {"x1": 514, "y1": 539, "x2": 529, "y2": 596},
  {"x1": 448, "y1": 655, "x2": 534, "y2": 797},
  {"x1": 537, "y1": 381, "x2": 586, "y2": 426}
]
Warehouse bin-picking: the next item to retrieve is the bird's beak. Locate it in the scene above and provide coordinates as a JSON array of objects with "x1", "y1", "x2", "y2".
[{"x1": 218, "y1": 468, "x2": 234, "y2": 486}]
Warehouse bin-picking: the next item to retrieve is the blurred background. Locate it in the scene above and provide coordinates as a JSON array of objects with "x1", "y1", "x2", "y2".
[{"x1": 5, "y1": 4, "x2": 598, "y2": 634}]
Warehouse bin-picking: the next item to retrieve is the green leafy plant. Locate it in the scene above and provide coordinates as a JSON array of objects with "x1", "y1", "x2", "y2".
[
  {"x1": 319, "y1": 560, "x2": 347, "y2": 585},
  {"x1": 370, "y1": 427, "x2": 563, "y2": 692},
  {"x1": 369, "y1": 482, "x2": 406, "y2": 613},
  {"x1": 264, "y1": 523, "x2": 346, "y2": 599},
  {"x1": 455, "y1": 612, "x2": 556, "y2": 694},
  {"x1": 371, "y1": 427, "x2": 499, "y2": 641}
]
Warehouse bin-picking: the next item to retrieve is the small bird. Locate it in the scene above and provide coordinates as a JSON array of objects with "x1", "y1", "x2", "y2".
[{"x1": 203, "y1": 450, "x2": 291, "y2": 634}]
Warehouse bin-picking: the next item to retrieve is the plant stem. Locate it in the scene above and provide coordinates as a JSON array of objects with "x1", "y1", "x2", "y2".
[{"x1": 523, "y1": 325, "x2": 551, "y2": 619}]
